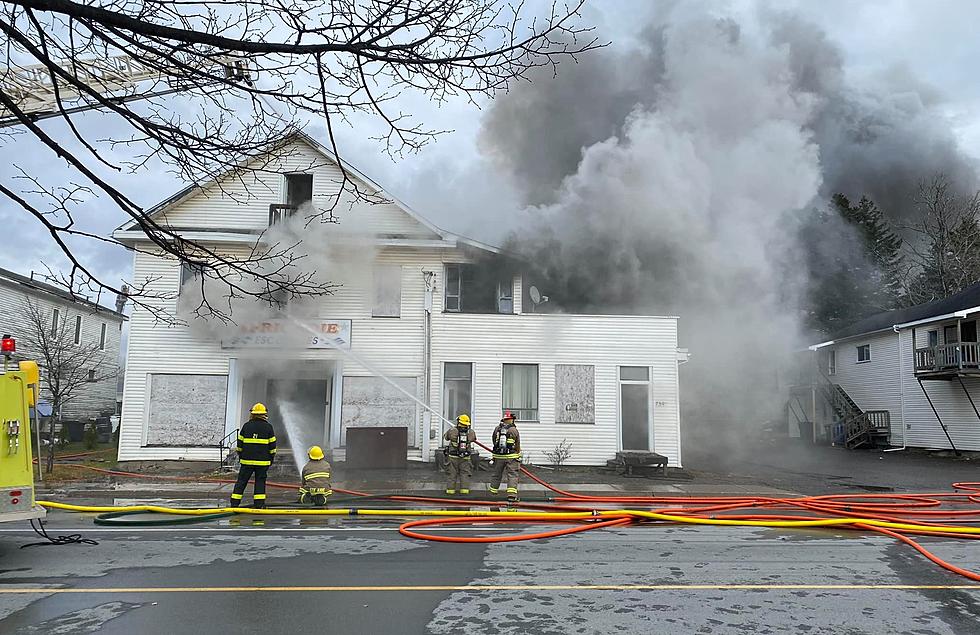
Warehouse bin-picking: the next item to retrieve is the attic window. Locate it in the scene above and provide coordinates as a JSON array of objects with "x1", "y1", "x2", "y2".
[
  {"x1": 271, "y1": 174, "x2": 314, "y2": 225},
  {"x1": 286, "y1": 173, "x2": 313, "y2": 208}
]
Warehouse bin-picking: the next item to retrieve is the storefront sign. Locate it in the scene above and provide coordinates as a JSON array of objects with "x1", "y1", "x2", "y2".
[{"x1": 220, "y1": 319, "x2": 352, "y2": 350}]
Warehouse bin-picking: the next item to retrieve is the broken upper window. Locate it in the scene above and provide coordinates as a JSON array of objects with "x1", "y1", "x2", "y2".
[
  {"x1": 177, "y1": 262, "x2": 205, "y2": 313},
  {"x1": 271, "y1": 173, "x2": 314, "y2": 225},
  {"x1": 443, "y1": 263, "x2": 514, "y2": 314}
]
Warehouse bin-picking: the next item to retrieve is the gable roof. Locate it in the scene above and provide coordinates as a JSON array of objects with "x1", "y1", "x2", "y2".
[
  {"x1": 0, "y1": 267, "x2": 127, "y2": 319},
  {"x1": 114, "y1": 131, "x2": 498, "y2": 253},
  {"x1": 823, "y1": 281, "x2": 980, "y2": 343}
]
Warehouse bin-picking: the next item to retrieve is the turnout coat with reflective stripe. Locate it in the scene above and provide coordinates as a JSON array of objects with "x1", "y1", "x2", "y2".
[
  {"x1": 236, "y1": 418, "x2": 277, "y2": 466},
  {"x1": 301, "y1": 458, "x2": 332, "y2": 491},
  {"x1": 491, "y1": 423, "x2": 521, "y2": 459}
]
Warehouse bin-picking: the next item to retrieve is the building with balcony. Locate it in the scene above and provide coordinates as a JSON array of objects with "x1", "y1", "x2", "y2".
[
  {"x1": 112, "y1": 132, "x2": 685, "y2": 466},
  {"x1": 794, "y1": 283, "x2": 980, "y2": 451}
]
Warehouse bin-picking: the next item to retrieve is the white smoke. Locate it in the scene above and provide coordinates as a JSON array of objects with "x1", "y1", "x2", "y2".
[{"x1": 512, "y1": 11, "x2": 824, "y2": 449}]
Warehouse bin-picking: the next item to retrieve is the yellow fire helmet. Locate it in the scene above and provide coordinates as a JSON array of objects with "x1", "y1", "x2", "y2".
[
  {"x1": 308, "y1": 445, "x2": 324, "y2": 460},
  {"x1": 250, "y1": 402, "x2": 268, "y2": 417},
  {"x1": 456, "y1": 414, "x2": 471, "y2": 427}
]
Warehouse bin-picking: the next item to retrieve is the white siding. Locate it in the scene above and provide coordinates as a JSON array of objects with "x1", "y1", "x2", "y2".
[
  {"x1": 825, "y1": 331, "x2": 903, "y2": 440},
  {"x1": 120, "y1": 246, "x2": 445, "y2": 460},
  {"x1": 155, "y1": 139, "x2": 437, "y2": 238},
  {"x1": 825, "y1": 322, "x2": 980, "y2": 451},
  {"x1": 118, "y1": 138, "x2": 683, "y2": 463},
  {"x1": 0, "y1": 278, "x2": 123, "y2": 420},
  {"x1": 430, "y1": 313, "x2": 681, "y2": 467},
  {"x1": 901, "y1": 324, "x2": 980, "y2": 450},
  {"x1": 120, "y1": 245, "x2": 683, "y2": 465}
]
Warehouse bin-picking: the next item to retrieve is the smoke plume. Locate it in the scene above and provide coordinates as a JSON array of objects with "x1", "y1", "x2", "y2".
[{"x1": 481, "y1": 7, "x2": 977, "y2": 451}]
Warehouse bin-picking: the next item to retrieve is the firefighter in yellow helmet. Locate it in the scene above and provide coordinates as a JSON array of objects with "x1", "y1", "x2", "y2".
[
  {"x1": 231, "y1": 403, "x2": 277, "y2": 508},
  {"x1": 489, "y1": 411, "x2": 521, "y2": 503},
  {"x1": 443, "y1": 414, "x2": 476, "y2": 495},
  {"x1": 299, "y1": 445, "x2": 333, "y2": 505}
]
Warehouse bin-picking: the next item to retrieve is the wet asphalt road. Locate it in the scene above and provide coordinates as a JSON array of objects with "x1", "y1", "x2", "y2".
[{"x1": 1, "y1": 511, "x2": 980, "y2": 634}]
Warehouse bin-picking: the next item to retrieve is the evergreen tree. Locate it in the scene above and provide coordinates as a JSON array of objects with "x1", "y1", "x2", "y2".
[
  {"x1": 802, "y1": 195, "x2": 905, "y2": 335},
  {"x1": 831, "y1": 194, "x2": 905, "y2": 311}
]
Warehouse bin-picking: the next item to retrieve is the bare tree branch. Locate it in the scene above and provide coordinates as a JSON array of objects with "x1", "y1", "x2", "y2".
[{"x1": 0, "y1": 1, "x2": 601, "y2": 323}]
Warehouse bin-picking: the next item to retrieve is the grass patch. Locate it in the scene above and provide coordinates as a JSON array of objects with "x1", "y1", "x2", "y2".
[{"x1": 34, "y1": 442, "x2": 119, "y2": 484}]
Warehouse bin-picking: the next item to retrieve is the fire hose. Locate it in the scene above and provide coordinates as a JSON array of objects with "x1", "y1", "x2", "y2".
[{"x1": 33, "y1": 461, "x2": 980, "y2": 583}]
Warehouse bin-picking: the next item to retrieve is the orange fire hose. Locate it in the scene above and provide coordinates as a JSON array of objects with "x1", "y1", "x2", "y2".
[{"x1": 44, "y1": 459, "x2": 980, "y2": 582}]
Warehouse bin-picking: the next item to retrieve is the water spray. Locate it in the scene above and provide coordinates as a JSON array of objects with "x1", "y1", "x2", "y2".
[{"x1": 287, "y1": 318, "x2": 458, "y2": 443}]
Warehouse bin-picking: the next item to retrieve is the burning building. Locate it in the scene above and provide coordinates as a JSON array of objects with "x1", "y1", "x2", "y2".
[{"x1": 113, "y1": 133, "x2": 686, "y2": 467}]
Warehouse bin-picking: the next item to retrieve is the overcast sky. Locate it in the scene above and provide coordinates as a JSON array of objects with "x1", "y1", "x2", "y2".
[{"x1": 3, "y1": 0, "x2": 980, "y2": 295}]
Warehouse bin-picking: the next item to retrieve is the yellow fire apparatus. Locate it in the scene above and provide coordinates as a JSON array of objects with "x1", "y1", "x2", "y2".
[{"x1": 0, "y1": 335, "x2": 45, "y2": 523}]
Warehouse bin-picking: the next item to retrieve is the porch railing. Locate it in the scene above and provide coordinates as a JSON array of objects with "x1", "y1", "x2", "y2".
[{"x1": 914, "y1": 342, "x2": 980, "y2": 373}]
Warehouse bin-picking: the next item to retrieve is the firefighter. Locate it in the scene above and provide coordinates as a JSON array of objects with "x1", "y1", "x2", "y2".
[
  {"x1": 299, "y1": 445, "x2": 332, "y2": 506},
  {"x1": 443, "y1": 414, "x2": 476, "y2": 495},
  {"x1": 489, "y1": 411, "x2": 521, "y2": 503},
  {"x1": 231, "y1": 403, "x2": 277, "y2": 508}
]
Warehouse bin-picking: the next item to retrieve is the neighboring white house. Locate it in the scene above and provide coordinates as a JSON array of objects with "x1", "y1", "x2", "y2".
[
  {"x1": 0, "y1": 267, "x2": 125, "y2": 420},
  {"x1": 113, "y1": 132, "x2": 685, "y2": 467},
  {"x1": 794, "y1": 283, "x2": 980, "y2": 451}
]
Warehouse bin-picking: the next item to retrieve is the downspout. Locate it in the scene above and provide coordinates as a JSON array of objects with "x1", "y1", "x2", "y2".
[
  {"x1": 884, "y1": 325, "x2": 907, "y2": 452},
  {"x1": 421, "y1": 270, "x2": 435, "y2": 463}
]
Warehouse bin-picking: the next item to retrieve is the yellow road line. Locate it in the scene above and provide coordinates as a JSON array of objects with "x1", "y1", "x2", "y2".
[{"x1": 2, "y1": 584, "x2": 979, "y2": 594}]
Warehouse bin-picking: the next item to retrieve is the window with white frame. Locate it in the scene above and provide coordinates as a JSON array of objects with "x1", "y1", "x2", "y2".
[
  {"x1": 51, "y1": 308, "x2": 60, "y2": 336},
  {"x1": 372, "y1": 265, "x2": 402, "y2": 317},
  {"x1": 178, "y1": 262, "x2": 204, "y2": 312},
  {"x1": 857, "y1": 344, "x2": 870, "y2": 363},
  {"x1": 99, "y1": 322, "x2": 107, "y2": 351},
  {"x1": 502, "y1": 364, "x2": 538, "y2": 421},
  {"x1": 73, "y1": 315, "x2": 82, "y2": 345},
  {"x1": 443, "y1": 362, "x2": 473, "y2": 422},
  {"x1": 828, "y1": 349, "x2": 836, "y2": 376},
  {"x1": 443, "y1": 263, "x2": 515, "y2": 314}
]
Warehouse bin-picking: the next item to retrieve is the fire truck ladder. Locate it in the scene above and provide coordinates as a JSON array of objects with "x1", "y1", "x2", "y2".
[{"x1": 0, "y1": 54, "x2": 252, "y2": 128}]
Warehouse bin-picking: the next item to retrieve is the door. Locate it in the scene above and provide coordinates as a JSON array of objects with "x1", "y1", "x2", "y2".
[
  {"x1": 267, "y1": 379, "x2": 329, "y2": 458},
  {"x1": 620, "y1": 367, "x2": 652, "y2": 451}
]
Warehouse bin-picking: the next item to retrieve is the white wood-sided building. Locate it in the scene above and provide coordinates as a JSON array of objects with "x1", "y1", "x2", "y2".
[
  {"x1": 0, "y1": 267, "x2": 125, "y2": 420},
  {"x1": 792, "y1": 283, "x2": 980, "y2": 451},
  {"x1": 113, "y1": 133, "x2": 685, "y2": 466}
]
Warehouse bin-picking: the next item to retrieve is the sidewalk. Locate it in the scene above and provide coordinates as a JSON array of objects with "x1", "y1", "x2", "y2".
[{"x1": 35, "y1": 461, "x2": 801, "y2": 502}]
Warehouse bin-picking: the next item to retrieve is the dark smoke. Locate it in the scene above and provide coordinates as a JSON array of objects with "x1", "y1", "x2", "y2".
[
  {"x1": 483, "y1": 10, "x2": 977, "y2": 222},
  {"x1": 476, "y1": 6, "x2": 978, "y2": 454}
]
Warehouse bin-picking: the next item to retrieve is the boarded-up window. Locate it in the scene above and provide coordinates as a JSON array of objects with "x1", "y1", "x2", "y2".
[
  {"x1": 555, "y1": 364, "x2": 595, "y2": 423},
  {"x1": 341, "y1": 376, "x2": 419, "y2": 446},
  {"x1": 372, "y1": 266, "x2": 402, "y2": 317},
  {"x1": 146, "y1": 374, "x2": 228, "y2": 446}
]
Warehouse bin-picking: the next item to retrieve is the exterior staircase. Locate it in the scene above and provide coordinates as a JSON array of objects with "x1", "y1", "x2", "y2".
[{"x1": 818, "y1": 382, "x2": 891, "y2": 449}]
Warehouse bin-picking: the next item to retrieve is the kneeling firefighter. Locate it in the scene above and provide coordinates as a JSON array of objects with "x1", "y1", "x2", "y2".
[
  {"x1": 489, "y1": 411, "x2": 521, "y2": 503},
  {"x1": 443, "y1": 414, "x2": 476, "y2": 495},
  {"x1": 300, "y1": 445, "x2": 333, "y2": 505},
  {"x1": 231, "y1": 403, "x2": 277, "y2": 508}
]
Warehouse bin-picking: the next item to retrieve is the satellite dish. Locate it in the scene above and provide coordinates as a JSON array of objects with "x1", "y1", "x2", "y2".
[{"x1": 528, "y1": 286, "x2": 549, "y2": 312}]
